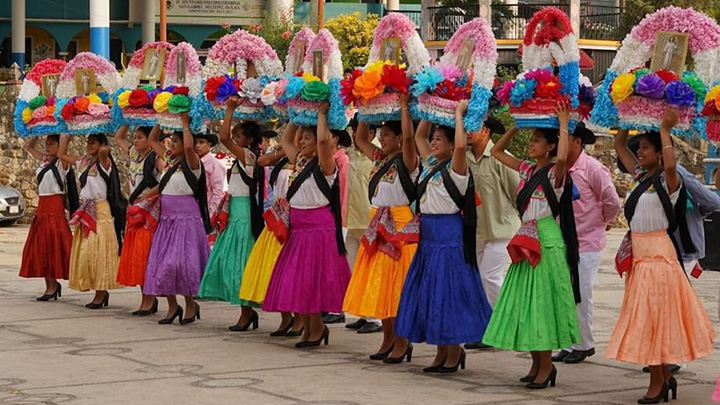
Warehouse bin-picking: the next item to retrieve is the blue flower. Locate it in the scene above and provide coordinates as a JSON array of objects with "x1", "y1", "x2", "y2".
[
  {"x1": 510, "y1": 79, "x2": 537, "y2": 107},
  {"x1": 284, "y1": 76, "x2": 305, "y2": 100},
  {"x1": 410, "y1": 66, "x2": 443, "y2": 97},
  {"x1": 665, "y1": 81, "x2": 696, "y2": 107}
]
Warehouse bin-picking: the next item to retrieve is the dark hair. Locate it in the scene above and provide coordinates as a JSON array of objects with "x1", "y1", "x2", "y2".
[
  {"x1": 46, "y1": 134, "x2": 60, "y2": 143},
  {"x1": 172, "y1": 131, "x2": 184, "y2": 143},
  {"x1": 135, "y1": 126, "x2": 153, "y2": 137},
  {"x1": 536, "y1": 128, "x2": 559, "y2": 157},
  {"x1": 235, "y1": 121, "x2": 262, "y2": 151},
  {"x1": 349, "y1": 115, "x2": 359, "y2": 133},
  {"x1": 431, "y1": 125, "x2": 455, "y2": 143},
  {"x1": 380, "y1": 121, "x2": 402, "y2": 136},
  {"x1": 638, "y1": 131, "x2": 663, "y2": 152},
  {"x1": 88, "y1": 133, "x2": 108, "y2": 145}
]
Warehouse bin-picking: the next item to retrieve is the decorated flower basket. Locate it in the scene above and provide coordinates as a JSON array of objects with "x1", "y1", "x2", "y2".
[
  {"x1": 54, "y1": 52, "x2": 120, "y2": 135},
  {"x1": 286, "y1": 28, "x2": 349, "y2": 130},
  {"x1": 152, "y1": 42, "x2": 205, "y2": 132},
  {"x1": 113, "y1": 42, "x2": 175, "y2": 127},
  {"x1": 591, "y1": 7, "x2": 720, "y2": 138},
  {"x1": 411, "y1": 18, "x2": 497, "y2": 129},
  {"x1": 202, "y1": 30, "x2": 283, "y2": 121},
  {"x1": 499, "y1": 7, "x2": 581, "y2": 131},
  {"x1": 700, "y1": 84, "x2": 720, "y2": 143},
  {"x1": 260, "y1": 28, "x2": 317, "y2": 122},
  {"x1": 340, "y1": 13, "x2": 429, "y2": 125},
  {"x1": 14, "y1": 59, "x2": 66, "y2": 137}
]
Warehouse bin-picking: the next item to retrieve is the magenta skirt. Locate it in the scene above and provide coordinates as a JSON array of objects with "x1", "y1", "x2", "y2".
[{"x1": 262, "y1": 206, "x2": 351, "y2": 313}]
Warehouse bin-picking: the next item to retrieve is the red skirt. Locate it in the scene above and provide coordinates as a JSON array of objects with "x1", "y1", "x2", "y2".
[
  {"x1": 19, "y1": 194, "x2": 72, "y2": 279},
  {"x1": 117, "y1": 203, "x2": 157, "y2": 287}
]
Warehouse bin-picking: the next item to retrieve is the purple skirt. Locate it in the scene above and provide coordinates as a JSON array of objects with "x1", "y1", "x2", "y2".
[
  {"x1": 263, "y1": 206, "x2": 351, "y2": 313},
  {"x1": 144, "y1": 195, "x2": 209, "y2": 296}
]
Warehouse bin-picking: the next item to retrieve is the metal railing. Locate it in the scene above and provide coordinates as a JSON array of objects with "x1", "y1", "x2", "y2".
[
  {"x1": 579, "y1": 4, "x2": 623, "y2": 40},
  {"x1": 491, "y1": 3, "x2": 570, "y2": 40},
  {"x1": 428, "y1": 5, "x2": 480, "y2": 42}
]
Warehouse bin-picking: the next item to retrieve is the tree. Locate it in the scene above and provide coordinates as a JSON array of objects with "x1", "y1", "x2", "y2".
[
  {"x1": 618, "y1": 0, "x2": 720, "y2": 39},
  {"x1": 325, "y1": 13, "x2": 380, "y2": 70}
]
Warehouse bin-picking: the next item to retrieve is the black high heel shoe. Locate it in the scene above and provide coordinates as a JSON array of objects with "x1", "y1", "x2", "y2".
[
  {"x1": 369, "y1": 344, "x2": 395, "y2": 361},
  {"x1": 383, "y1": 344, "x2": 413, "y2": 364},
  {"x1": 526, "y1": 365, "x2": 557, "y2": 389},
  {"x1": 37, "y1": 284, "x2": 62, "y2": 301},
  {"x1": 158, "y1": 306, "x2": 183, "y2": 325},
  {"x1": 438, "y1": 349, "x2": 466, "y2": 373},
  {"x1": 270, "y1": 317, "x2": 294, "y2": 337},
  {"x1": 520, "y1": 373, "x2": 537, "y2": 383},
  {"x1": 86, "y1": 292, "x2": 109, "y2": 309},
  {"x1": 295, "y1": 326, "x2": 329, "y2": 348},
  {"x1": 180, "y1": 303, "x2": 200, "y2": 325},
  {"x1": 132, "y1": 298, "x2": 159, "y2": 316},
  {"x1": 637, "y1": 382, "x2": 670, "y2": 404},
  {"x1": 667, "y1": 377, "x2": 677, "y2": 400},
  {"x1": 285, "y1": 327, "x2": 304, "y2": 337},
  {"x1": 228, "y1": 310, "x2": 259, "y2": 331}
]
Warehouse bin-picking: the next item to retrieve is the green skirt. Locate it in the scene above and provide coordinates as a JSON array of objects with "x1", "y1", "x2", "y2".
[
  {"x1": 482, "y1": 216, "x2": 579, "y2": 351},
  {"x1": 198, "y1": 196, "x2": 258, "y2": 306}
]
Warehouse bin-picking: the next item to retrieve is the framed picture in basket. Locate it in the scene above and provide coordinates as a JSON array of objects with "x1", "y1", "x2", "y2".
[
  {"x1": 74, "y1": 69, "x2": 96, "y2": 96},
  {"x1": 456, "y1": 38, "x2": 476, "y2": 71},
  {"x1": 292, "y1": 41, "x2": 306, "y2": 73},
  {"x1": 141, "y1": 47, "x2": 166, "y2": 81},
  {"x1": 176, "y1": 51, "x2": 186, "y2": 84},
  {"x1": 41, "y1": 73, "x2": 60, "y2": 98},
  {"x1": 650, "y1": 31, "x2": 689, "y2": 75},
  {"x1": 380, "y1": 37, "x2": 402, "y2": 64},
  {"x1": 312, "y1": 49, "x2": 326, "y2": 82}
]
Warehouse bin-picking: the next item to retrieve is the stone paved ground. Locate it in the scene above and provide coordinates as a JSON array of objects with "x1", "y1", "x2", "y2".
[{"x1": 1, "y1": 226, "x2": 718, "y2": 405}]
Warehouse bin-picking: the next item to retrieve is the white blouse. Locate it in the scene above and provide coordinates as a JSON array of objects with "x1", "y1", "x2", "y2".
[
  {"x1": 128, "y1": 148, "x2": 160, "y2": 194},
  {"x1": 227, "y1": 158, "x2": 255, "y2": 197},
  {"x1": 37, "y1": 159, "x2": 67, "y2": 196},
  {"x1": 289, "y1": 171, "x2": 337, "y2": 209},
  {"x1": 371, "y1": 167, "x2": 420, "y2": 208},
  {"x1": 517, "y1": 161, "x2": 563, "y2": 223},
  {"x1": 418, "y1": 157, "x2": 470, "y2": 215},
  {"x1": 161, "y1": 168, "x2": 202, "y2": 196},
  {"x1": 627, "y1": 178, "x2": 680, "y2": 233},
  {"x1": 78, "y1": 162, "x2": 111, "y2": 201},
  {"x1": 274, "y1": 169, "x2": 292, "y2": 201}
]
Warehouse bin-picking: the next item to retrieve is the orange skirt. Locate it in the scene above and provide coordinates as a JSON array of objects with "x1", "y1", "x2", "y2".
[
  {"x1": 605, "y1": 230, "x2": 716, "y2": 365},
  {"x1": 117, "y1": 225, "x2": 154, "y2": 287},
  {"x1": 19, "y1": 195, "x2": 72, "y2": 279}
]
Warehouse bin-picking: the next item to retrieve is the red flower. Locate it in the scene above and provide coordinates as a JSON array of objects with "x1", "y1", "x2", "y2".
[
  {"x1": 128, "y1": 89, "x2": 149, "y2": 107},
  {"x1": 381, "y1": 64, "x2": 412, "y2": 94},
  {"x1": 173, "y1": 86, "x2": 189, "y2": 96},
  {"x1": 701, "y1": 99, "x2": 720, "y2": 117},
  {"x1": 204, "y1": 76, "x2": 225, "y2": 101},
  {"x1": 535, "y1": 77, "x2": 563, "y2": 99},
  {"x1": 294, "y1": 70, "x2": 304, "y2": 77},
  {"x1": 433, "y1": 79, "x2": 466, "y2": 101},
  {"x1": 655, "y1": 69, "x2": 679, "y2": 84},
  {"x1": 61, "y1": 102, "x2": 75, "y2": 120},
  {"x1": 340, "y1": 69, "x2": 362, "y2": 105}
]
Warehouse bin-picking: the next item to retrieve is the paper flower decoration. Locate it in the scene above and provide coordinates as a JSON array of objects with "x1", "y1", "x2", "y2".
[
  {"x1": 154, "y1": 42, "x2": 205, "y2": 132},
  {"x1": 14, "y1": 59, "x2": 67, "y2": 137}
]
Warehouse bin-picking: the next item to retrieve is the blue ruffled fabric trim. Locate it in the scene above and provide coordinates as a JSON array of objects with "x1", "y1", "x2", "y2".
[
  {"x1": 558, "y1": 61, "x2": 580, "y2": 108},
  {"x1": 417, "y1": 108, "x2": 456, "y2": 128},
  {"x1": 288, "y1": 107, "x2": 319, "y2": 127},
  {"x1": 464, "y1": 85, "x2": 492, "y2": 133},
  {"x1": 13, "y1": 100, "x2": 29, "y2": 137},
  {"x1": 515, "y1": 117, "x2": 578, "y2": 133},
  {"x1": 358, "y1": 111, "x2": 401, "y2": 125},
  {"x1": 590, "y1": 69, "x2": 619, "y2": 128},
  {"x1": 327, "y1": 79, "x2": 348, "y2": 130}
]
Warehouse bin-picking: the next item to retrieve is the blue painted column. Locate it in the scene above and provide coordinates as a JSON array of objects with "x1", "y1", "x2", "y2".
[
  {"x1": 89, "y1": 0, "x2": 110, "y2": 59},
  {"x1": 11, "y1": 0, "x2": 26, "y2": 69}
]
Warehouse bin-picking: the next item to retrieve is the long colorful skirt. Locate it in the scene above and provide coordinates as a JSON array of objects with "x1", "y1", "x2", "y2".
[
  {"x1": 144, "y1": 195, "x2": 209, "y2": 296},
  {"x1": 68, "y1": 200, "x2": 122, "y2": 291},
  {"x1": 605, "y1": 230, "x2": 715, "y2": 365},
  {"x1": 198, "y1": 196, "x2": 257, "y2": 306},
  {"x1": 395, "y1": 213, "x2": 492, "y2": 345},
  {"x1": 116, "y1": 202, "x2": 156, "y2": 287},
  {"x1": 238, "y1": 225, "x2": 283, "y2": 305},
  {"x1": 262, "y1": 206, "x2": 351, "y2": 313},
  {"x1": 482, "y1": 216, "x2": 579, "y2": 351},
  {"x1": 19, "y1": 194, "x2": 72, "y2": 280},
  {"x1": 342, "y1": 205, "x2": 417, "y2": 319}
]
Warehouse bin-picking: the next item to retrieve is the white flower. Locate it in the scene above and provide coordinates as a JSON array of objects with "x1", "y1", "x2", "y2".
[{"x1": 261, "y1": 82, "x2": 278, "y2": 106}]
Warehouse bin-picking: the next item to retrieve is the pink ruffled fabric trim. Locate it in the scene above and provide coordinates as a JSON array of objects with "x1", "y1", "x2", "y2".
[
  {"x1": 207, "y1": 29, "x2": 279, "y2": 64},
  {"x1": 165, "y1": 42, "x2": 201, "y2": 78},
  {"x1": 26, "y1": 59, "x2": 66, "y2": 87},
  {"x1": 288, "y1": 28, "x2": 316, "y2": 60},
  {"x1": 303, "y1": 29, "x2": 339, "y2": 66},
  {"x1": 60, "y1": 52, "x2": 115, "y2": 80},
  {"x1": 629, "y1": 6, "x2": 720, "y2": 54},
  {"x1": 617, "y1": 96, "x2": 695, "y2": 124},
  {"x1": 287, "y1": 98, "x2": 322, "y2": 109},
  {"x1": 128, "y1": 42, "x2": 175, "y2": 69},
  {"x1": 442, "y1": 18, "x2": 498, "y2": 61},
  {"x1": 371, "y1": 13, "x2": 417, "y2": 51},
  {"x1": 417, "y1": 93, "x2": 459, "y2": 110}
]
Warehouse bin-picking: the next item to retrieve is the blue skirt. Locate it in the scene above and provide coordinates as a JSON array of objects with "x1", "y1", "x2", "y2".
[{"x1": 395, "y1": 213, "x2": 493, "y2": 345}]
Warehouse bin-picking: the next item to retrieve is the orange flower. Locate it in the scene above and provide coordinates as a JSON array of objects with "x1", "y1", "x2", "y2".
[
  {"x1": 46, "y1": 105, "x2": 56, "y2": 116},
  {"x1": 74, "y1": 97, "x2": 90, "y2": 113},
  {"x1": 352, "y1": 70, "x2": 385, "y2": 103}
]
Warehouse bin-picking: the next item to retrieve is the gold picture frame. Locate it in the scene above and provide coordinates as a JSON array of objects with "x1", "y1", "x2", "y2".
[
  {"x1": 456, "y1": 38, "x2": 476, "y2": 71},
  {"x1": 292, "y1": 41, "x2": 306, "y2": 74},
  {"x1": 312, "y1": 49, "x2": 326, "y2": 81},
  {"x1": 141, "y1": 48, "x2": 166, "y2": 81},
  {"x1": 650, "y1": 31, "x2": 689, "y2": 75},
  {"x1": 380, "y1": 37, "x2": 402, "y2": 64},
  {"x1": 41, "y1": 73, "x2": 60, "y2": 98},
  {"x1": 74, "y1": 69, "x2": 96, "y2": 96}
]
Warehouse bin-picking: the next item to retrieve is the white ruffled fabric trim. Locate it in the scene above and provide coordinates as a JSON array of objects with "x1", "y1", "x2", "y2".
[
  {"x1": 693, "y1": 48, "x2": 717, "y2": 85},
  {"x1": 56, "y1": 72, "x2": 120, "y2": 98},
  {"x1": 473, "y1": 59, "x2": 496, "y2": 88},
  {"x1": 120, "y1": 67, "x2": 142, "y2": 89},
  {"x1": 550, "y1": 35, "x2": 580, "y2": 65},
  {"x1": 301, "y1": 49, "x2": 343, "y2": 79},
  {"x1": 523, "y1": 44, "x2": 553, "y2": 70},
  {"x1": 19, "y1": 80, "x2": 40, "y2": 102},
  {"x1": 609, "y1": 36, "x2": 652, "y2": 72}
]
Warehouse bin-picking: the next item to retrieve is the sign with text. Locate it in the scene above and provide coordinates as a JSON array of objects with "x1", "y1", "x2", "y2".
[{"x1": 159, "y1": 0, "x2": 264, "y2": 26}]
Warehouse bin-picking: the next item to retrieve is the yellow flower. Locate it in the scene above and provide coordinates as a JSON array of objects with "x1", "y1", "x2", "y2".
[
  {"x1": 117, "y1": 90, "x2": 131, "y2": 108},
  {"x1": 87, "y1": 93, "x2": 102, "y2": 104},
  {"x1": 611, "y1": 73, "x2": 635, "y2": 104},
  {"x1": 365, "y1": 60, "x2": 386, "y2": 74},
  {"x1": 22, "y1": 107, "x2": 32, "y2": 123},
  {"x1": 352, "y1": 70, "x2": 385, "y2": 103},
  {"x1": 153, "y1": 92, "x2": 173, "y2": 113},
  {"x1": 708, "y1": 85, "x2": 720, "y2": 103},
  {"x1": 301, "y1": 72, "x2": 320, "y2": 83}
]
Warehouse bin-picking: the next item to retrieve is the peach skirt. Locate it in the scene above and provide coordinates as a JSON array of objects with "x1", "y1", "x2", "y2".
[{"x1": 605, "y1": 230, "x2": 715, "y2": 365}]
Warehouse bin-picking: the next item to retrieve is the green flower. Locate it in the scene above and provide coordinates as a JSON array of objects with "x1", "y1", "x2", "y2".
[
  {"x1": 301, "y1": 80, "x2": 330, "y2": 102},
  {"x1": 29, "y1": 95, "x2": 47, "y2": 109},
  {"x1": 168, "y1": 94, "x2": 191, "y2": 114},
  {"x1": 632, "y1": 68, "x2": 650, "y2": 80},
  {"x1": 682, "y1": 73, "x2": 707, "y2": 102},
  {"x1": 140, "y1": 84, "x2": 155, "y2": 91}
]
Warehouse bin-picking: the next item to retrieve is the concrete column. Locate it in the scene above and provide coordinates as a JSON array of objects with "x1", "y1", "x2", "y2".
[
  {"x1": 570, "y1": 0, "x2": 580, "y2": 35},
  {"x1": 420, "y1": 0, "x2": 434, "y2": 41},
  {"x1": 12, "y1": 0, "x2": 25, "y2": 68},
  {"x1": 142, "y1": 0, "x2": 155, "y2": 44},
  {"x1": 387, "y1": 0, "x2": 400, "y2": 12},
  {"x1": 89, "y1": 0, "x2": 110, "y2": 59},
  {"x1": 479, "y1": 0, "x2": 491, "y2": 24}
]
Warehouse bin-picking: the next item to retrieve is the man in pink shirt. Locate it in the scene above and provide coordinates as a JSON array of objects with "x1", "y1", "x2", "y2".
[
  {"x1": 552, "y1": 123, "x2": 621, "y2": 364},
  {"x1": 194, "y1": 133, "x2": 227, "y2": 217}
]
